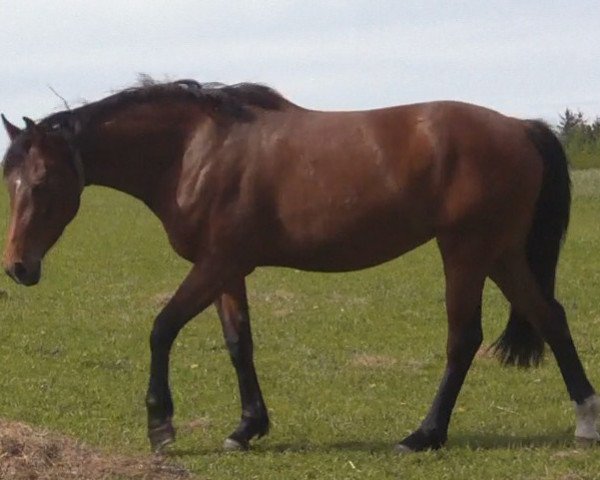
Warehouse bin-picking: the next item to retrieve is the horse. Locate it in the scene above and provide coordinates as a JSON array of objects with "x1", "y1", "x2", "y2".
[{"x1": 1, "y1": 79, "x2": 598, "y2": 453}]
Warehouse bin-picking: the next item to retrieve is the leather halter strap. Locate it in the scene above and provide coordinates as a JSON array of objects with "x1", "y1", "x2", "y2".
[{"x1": 49, "y1": 120, "x2": 86, "y2": 192}]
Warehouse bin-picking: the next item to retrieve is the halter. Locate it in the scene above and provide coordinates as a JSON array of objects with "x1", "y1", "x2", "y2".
[
  {"x1": 49, "y1": 119, "x2": 86, "y2": 192},
  {"x1": 70, "y1": 146, "x2": 86, "y2": 192}
]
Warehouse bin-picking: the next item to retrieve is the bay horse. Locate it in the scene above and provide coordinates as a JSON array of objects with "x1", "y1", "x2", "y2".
[{"x1": 1, "y1": 79, "x2": 598, "y2": 453}]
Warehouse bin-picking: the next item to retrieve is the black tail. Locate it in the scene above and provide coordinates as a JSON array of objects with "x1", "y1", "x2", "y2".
[{"x1": 492, "y1": 120, "x2": 571, "y2": 367}]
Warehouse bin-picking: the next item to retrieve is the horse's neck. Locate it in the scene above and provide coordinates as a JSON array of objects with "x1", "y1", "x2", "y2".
[{"x1": 79, "y1": 109, "x2": 195, "y2": 211}]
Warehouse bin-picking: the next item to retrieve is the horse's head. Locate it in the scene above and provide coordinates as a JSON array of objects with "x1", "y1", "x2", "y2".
[{"x1": 1, "y1": 115, "x2": 83, "y2": 286}]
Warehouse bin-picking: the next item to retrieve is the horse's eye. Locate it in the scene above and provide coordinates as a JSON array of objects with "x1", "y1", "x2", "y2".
[{"x1": 31, "y1": 183, "x2": 46, "y2": 195}]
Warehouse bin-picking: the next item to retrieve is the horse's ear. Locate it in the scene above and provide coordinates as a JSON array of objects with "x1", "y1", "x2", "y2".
[
  {"x1": 1, "y1": 114, "x2": 22, "y2": 140},
  {"x1": 23, "y1": 117, "x2": 44, "y2": 142},
  {"x1": 23, "y1": 117, "x2": 37, "y2": 131}
]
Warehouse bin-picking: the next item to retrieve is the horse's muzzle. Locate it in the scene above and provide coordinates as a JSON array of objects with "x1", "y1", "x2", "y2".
[{"x1": 4, "y1": 260, "x2": 41, "y2": 286}]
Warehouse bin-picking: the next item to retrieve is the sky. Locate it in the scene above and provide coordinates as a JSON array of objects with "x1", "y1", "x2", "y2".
[{"x1": 0, "y1": 1, "x2": 598, "y2": 153}]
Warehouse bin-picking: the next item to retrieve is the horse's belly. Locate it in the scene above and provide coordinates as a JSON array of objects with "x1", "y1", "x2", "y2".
[{"x1": 270, "y1": 220, "x2": 434, "y2": 272}]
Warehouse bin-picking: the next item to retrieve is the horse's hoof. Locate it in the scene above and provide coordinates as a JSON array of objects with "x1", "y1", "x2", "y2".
[
  {"x1": 223, "y1": 437, "x2": 248, "y2": 451},
  {"x1": 394, "y1": 443, "x2": 415, "y2": 454},
  {"x1": 575, "y1": 436, "x2": 599, "y2": 448},
  {"x1": 397, "y1": 429, "x2": 446, "y2": 452},
  {"x1": 149, "y1": 422, "x2": 176, "y2": 453}
]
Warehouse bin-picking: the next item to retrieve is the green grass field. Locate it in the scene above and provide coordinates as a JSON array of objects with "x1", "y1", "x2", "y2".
[{"x1": 0, "y1": 170, "x2": 599, "y2": 479}]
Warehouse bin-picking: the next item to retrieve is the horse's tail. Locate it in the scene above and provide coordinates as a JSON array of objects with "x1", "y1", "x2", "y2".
[{"x1": 492, "y1": 120, "x2": 571, "y2": 367}]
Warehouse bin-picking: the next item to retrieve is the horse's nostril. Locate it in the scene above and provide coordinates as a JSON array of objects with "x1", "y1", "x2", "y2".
[
  {"x1": 7, "y1": 261, "x2": 41, "y2": 286},
  {"x1": 13, "y1": 262, "x2": 27, "y2": 279}
]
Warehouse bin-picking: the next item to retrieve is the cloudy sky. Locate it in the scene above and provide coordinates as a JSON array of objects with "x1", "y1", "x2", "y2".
[{"x1": 1, "y1": 1, "x2": 598, "y2": 152}]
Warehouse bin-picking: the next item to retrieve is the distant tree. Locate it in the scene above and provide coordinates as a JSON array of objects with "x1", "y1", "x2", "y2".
[
  {"x1": 590, "y1": 117, "x2": 600, "y2": 138},
  {"x1": 556, "y1": 109, "x2": 600, "y2": 169},
  {"x1": 557, "y1": 108, "x2": 586, "y2": 141}
]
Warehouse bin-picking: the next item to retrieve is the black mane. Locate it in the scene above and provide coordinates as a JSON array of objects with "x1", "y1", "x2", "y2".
[{"x1": 40, "y1": 77, "x2": 288, "y2": 130}]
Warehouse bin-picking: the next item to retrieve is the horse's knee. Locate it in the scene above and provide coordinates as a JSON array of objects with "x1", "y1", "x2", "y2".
[
  {"x1": 447, "y1": 306, "x2": 483, "y2": 361},
  {"x1": 448, "y1": 327, "x2": 482, "y2": 365},
  {"x1": 149, "y1": 314, "x2": 180, "y2": 352}
]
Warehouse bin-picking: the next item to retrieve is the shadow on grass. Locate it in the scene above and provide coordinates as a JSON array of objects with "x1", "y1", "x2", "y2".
[
  {"x1": 166, "y1": 440, "x2": 392, "y2": 457},
  {"x1": 450, "y1": 430, "x2": 576, "y2": 450},
  {"x1": 167, "y1": 430, "x2": 582, "y2": 457}
]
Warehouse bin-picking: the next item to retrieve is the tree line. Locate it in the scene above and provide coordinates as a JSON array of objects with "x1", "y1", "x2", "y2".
[{"x1": 555, "y1": 109, "x2": 600, "y2": 169}]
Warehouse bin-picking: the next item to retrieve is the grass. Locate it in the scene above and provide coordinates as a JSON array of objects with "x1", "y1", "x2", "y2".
[
  {"x1": 564, "y1": 136, "x2": 600, "y2": 170},
  {"x1": 0, "y1": 170, "x2": 599, "y2": 479}
]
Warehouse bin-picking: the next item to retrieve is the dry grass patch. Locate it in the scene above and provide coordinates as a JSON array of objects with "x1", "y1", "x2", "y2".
[
  {"x1": 475, "y1": 344, "x2": 495, "y2": 360},
  {"x1": 179, "y1": 417, "x2": 212, "y2": 434},
  {"x1": 349, "y1": 353, "x2": 397, "y2": 368},
  {"x1": 251, "y1": 288, "x2": 302, "y2": 318},
  {"x1": 151, "y1": 291, "x2": 173, "y2": 308},
  {"x1": 327, "y1": 292, "x2": 369, "y2": 306},
  {"x1": 0, "y1": 419, "x2": 191, "y2": 480}
]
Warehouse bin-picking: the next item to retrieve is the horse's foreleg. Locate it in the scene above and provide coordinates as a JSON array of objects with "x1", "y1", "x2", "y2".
[
  {"x1": 215, "y1": 277, "x2": 269, "y2": 451},
  {"x1": 397, "y1": 254, "x2": 485, "y2": 452},
  {"x1": 146, "y1": 261, "x2": 224, "y2": 452}
]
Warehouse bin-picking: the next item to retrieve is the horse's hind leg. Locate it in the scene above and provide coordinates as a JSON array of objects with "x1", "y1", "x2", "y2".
[
  {"x1": 397, "y1": 239, "x2": 486, "y2": 452},
  {"x1": 491, "y1": 252, "x2": 599, "y2": 444},
  {"x1": 215, "y1": 277, "x2": 270, "y2": 451}
]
